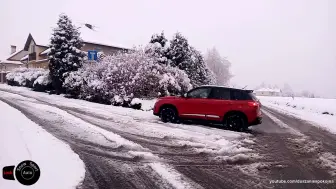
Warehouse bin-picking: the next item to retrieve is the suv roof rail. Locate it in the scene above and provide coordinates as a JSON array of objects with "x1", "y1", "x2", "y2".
[{"x1": 199, "y1": 85, "x2": 254, "y2": 93}]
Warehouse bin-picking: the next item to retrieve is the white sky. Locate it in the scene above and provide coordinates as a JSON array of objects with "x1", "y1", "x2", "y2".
[{"x1": 0, "y1": 0, "x2": 335, "y2": 97}]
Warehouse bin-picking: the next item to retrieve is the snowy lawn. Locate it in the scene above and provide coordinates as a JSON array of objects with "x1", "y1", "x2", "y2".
[
  {"x1": 0, "y1": 100, "x2": 85, "y2": 189},
  {"x1": 258, "y1": 96, "x2": 336, "y2": 134}
]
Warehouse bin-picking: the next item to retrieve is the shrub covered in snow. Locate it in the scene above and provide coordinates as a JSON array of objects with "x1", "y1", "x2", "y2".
[
  {"x1": 130, "y1": 98, "x2": 142, "y2": 110},
  {"x1": 63, "y1": 63, "x2": 110, "y2": 104},
  {"x1": 63, "y1": 49, "x2": 192, "y2": 107},
  {"x1": 6, "y1": 68, "x2": 50, "y2": 89},
  {"x1": 100, "y1": 50, "x2": 191, "y2": 98},
  {"x1": 33, "y1": 72, "x2": 53, "y2": 92}
]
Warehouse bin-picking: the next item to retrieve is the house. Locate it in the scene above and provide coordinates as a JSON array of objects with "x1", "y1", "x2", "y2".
[
  {"x1": 2, "y1": 26, "x2": 129, "y2": 69},
  {"x1": 254, "y1": 88, "x2": 282, "y2": 96},
  {"x1": 0, "y1": 45, "x2": 25, "y2": 72}
]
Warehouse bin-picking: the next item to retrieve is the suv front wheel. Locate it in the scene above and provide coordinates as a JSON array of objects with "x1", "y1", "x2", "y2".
[
  {"x1": 160, "y1": 107, "x2": 179, "y2": 123},
  {"x1": 224, "y1": 114, "x2": 247, "y2": 131}
]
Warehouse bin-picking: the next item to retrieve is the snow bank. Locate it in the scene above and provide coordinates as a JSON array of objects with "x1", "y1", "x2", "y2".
[
  {"x1": 131, "y1": 98, "x2": 156, "y2": 111},
  {"x1": 259, "y1": 96, "x2": 336, "y2": 134},
  {"x1": 0, "y1": 100, "x2": 85, "y2": 189},
  {"x1": 258, "y1": 96, "x2": 336, "y2": 116}
]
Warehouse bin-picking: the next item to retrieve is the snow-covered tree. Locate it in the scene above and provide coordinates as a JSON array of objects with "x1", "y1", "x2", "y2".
[
  {"x1": 48, "y1": 14, "x2": 86, "y2": 93},
  {"x1": 167, "y1": 32, "x2": 191, "y2": 67},
  {"x1": 205, "y1": 47, "x2": 232, "y2": 86},
  {"x1": 150, "y1": 31, "x2": 168, "y2": 47},
  {"x1": 179, "y1": 47, "x2": 216, "y2": 87},
  {"x1": 146, "y1": 32, "x2": 169, "y2": 65}
]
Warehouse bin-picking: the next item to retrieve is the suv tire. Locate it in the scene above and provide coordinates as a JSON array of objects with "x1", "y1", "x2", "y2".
[
  {"x1": 160, "y1": 107, "x2": 179, "y2": 123},
  {"x1": 224, "y1": 114, "x2": 247, "y2": 132}
]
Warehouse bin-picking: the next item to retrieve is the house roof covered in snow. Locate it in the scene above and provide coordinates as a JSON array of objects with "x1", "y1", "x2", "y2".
[
  {"x1": 40, "y1": 48, "x2": 50, "y2": 56},
  {"x1": 6, "y1": 49, "x2": 26, "y2": 61},
  {"x1": 255, "y1": 88, "x2": 281, "y2": 93},
  {"x1": 79, "y1": 26, "x2": 130, "y2": 50},
  {"x1": 0, "y1": 60, "x2": 23, "y2": 65},
  {"x1": 20, "y1": 54, "x2": 28, "y2": 61},
  {"x1": 24, "y1": 25, "x2": 130, "y2": 51}
]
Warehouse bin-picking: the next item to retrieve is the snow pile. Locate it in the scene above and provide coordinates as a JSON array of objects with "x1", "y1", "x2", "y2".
[
  {"x1": 137, "y1": 99, "x2": 157, "y2": 111},
  {"x1": 63, "y1": 49, "x2": 192, "y2": 102},
  {"x1": 318, "y1": 152, "x2": 336, "y2": 176},
  {"x1": 259, "y1": 96, "x2": 336, "y2": 134},
  {"x1": 0, "y1": 100, "x2": 85, "y2": 189}
]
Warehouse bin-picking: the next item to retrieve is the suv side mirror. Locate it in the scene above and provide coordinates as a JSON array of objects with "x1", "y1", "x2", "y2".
[{"x1": 183, "y1": 93, "x2": 188, "y2": 98}]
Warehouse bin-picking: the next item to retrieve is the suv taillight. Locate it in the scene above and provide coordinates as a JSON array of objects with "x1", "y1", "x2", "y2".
[{"x1": 248, "y1": 101, "x2": 259, "y2": 107}]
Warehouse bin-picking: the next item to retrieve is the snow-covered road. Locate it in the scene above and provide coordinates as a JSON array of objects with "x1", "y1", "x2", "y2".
[{"x1": 0, "y1": 85, "x2": 336, "y2": 189}]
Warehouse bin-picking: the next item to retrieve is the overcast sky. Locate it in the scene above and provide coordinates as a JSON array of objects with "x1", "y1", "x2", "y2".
[{"x1": 0, "y1": 0, "x2": 334, "y2": 97}]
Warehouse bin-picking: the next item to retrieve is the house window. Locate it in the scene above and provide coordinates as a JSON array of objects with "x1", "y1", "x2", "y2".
[{"x1": 30, "y1": 44, "x2": 35, "y2": 53}]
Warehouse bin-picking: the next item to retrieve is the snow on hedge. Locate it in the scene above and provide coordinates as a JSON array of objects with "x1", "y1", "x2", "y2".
[
  {"x1": 64, "y1": 49, "x2": 192, "y2": 103},
  {"x1": 33, "y1": 72, "x2": 52, "y2": 86},
  {"x1": 6, "y1": 68, "x2": 48, "y2": 87}
]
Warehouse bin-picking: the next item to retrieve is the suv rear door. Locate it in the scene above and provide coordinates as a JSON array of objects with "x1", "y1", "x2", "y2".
[{"x1": 204, "y1": 87, "x2": 232, "y2": 121}]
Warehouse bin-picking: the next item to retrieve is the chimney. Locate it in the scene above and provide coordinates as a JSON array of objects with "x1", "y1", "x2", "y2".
[{"x1": 10, "y1": 45, "x2": 16, "y2": 54}]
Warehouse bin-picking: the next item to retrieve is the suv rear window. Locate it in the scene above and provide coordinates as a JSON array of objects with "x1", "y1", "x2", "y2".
[
  {"x1": 209, "y1": 88, "x2": 230, "y2": 100},
  {"x1": 230, "y1": 90, "x2": 253, "y2": 100},
  {"x1": 248, "y1": 92, "x2": 259, "y2": 101}
]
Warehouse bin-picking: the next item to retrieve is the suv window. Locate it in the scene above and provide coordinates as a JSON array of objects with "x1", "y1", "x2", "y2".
[
  {"x1": 187, "y1": 88, "x2": 211, "y2": 99},
  {"x1": 209, "y1": 88, "x2": 231, "y2": 100},
  {"x1": 248, "y1": 92, "x2": 259, "y2": 101},
  {"x1": 231, "y1": 90, "x2": 253, "y2": 100}
]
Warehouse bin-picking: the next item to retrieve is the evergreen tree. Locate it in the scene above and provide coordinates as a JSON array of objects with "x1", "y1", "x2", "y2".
[
  {"x1": 146, "y1": 31, "x2": 169, "y2": 65},
  {"x1": 149, "y1": 31, "x2": 167, "y2": 47},
  {"x1": 179, "y1": 47, "x2": 216, "y2": 87},
  {"x1": 167, "y1": 32, "x2": 191, "y2": 67},
  {"x1": 48, "y1": 14, "x2": 85, "y2": 93}
]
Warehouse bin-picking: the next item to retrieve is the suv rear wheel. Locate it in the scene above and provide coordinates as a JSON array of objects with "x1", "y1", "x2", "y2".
[
  {"x1": 160, "y1": 107, "x2": 179, "y2": 123},
  {"x1": 224, "y1": 114, "x2": 247, "y2": 131}
]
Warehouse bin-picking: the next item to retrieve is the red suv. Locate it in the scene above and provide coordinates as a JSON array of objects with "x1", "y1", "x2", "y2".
[{"x1": 153, "y1": 86, "x2": 262, "y2": 131}]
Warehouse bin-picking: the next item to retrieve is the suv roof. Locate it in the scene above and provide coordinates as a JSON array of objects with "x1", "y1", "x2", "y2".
[{"x1": 198, "y1": 85, "x2": 254, "y2": 93}]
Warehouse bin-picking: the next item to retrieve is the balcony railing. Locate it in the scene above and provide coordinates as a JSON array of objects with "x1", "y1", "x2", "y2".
[{"x1": 28, "y1": 52, "x2": 36, "y2": 61}]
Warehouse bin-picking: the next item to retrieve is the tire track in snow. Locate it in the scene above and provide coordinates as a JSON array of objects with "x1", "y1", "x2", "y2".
[
  {"x1": 263, "y1": 106, "x2": 336, "y2": 178},
  {"x1": 262, "y1": 109, "x2": 303, "y2": 136}
]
